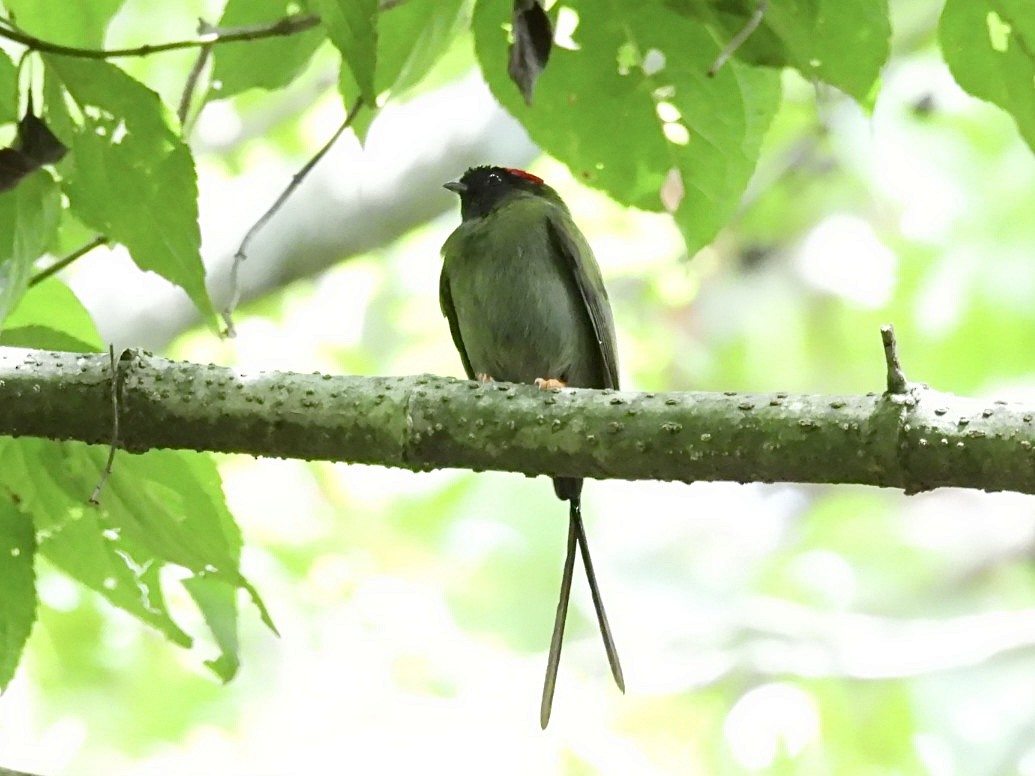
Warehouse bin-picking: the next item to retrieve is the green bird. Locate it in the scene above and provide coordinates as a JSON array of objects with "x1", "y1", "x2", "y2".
[{"x1": 440, "y1": 165, "x2": 624, "y2": 728}]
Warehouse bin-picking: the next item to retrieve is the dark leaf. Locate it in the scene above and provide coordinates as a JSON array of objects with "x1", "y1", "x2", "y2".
[
  {"x1": 0, "y1": 104, "x2": 69, "y2": 192},
  {"x1": 15, "y1": 109, "x2": 69, "y2": 167},
  {"x1": 508, "y1": 0, "x2": 552, "y2": 105},
  {"x1": 0, "y1": 149, "x2": 37, "y2": 193}
]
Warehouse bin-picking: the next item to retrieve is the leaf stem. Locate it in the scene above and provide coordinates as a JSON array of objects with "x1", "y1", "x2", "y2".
[
  {"x1": 28, "y1": 235, "x2": 109, "y2": 287},
  {"x1": 708, "y1": 0, "x2": 768, "y2": 76}
]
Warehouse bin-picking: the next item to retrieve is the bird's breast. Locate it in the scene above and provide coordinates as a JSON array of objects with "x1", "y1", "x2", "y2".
[{"x1": 446, "y1": 227, "x2": 592, "y2": 386}]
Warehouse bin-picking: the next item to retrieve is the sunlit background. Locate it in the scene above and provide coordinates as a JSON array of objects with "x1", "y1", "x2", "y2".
[{"x1": 3, "y1": 0, "x2": 1035, "y2": 773}]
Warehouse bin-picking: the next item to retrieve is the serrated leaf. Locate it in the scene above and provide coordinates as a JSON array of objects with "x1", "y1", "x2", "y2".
[
  {"x1": 0, "y1": 436, "x2": 273, "y2": 676},
  {"x1": 940, "y1": 0, "x2": 1035, "y2": 153},
  {"x1": 0, "y1": 439, "x2": 193, "y2": 646},
  {"x1": 0, "y1": 171, "x2": 61, "y2": 325},
  {"x1": 0, "y1": 500, "x2": 36, "y2": 690},
  {"x1": 210, "y1": 0, "x2": 325, "y2": 99},
  {"x1": 86, "y1": 448, "x2": 276, "y2": 634},
  {"x1": 1, "y1": 277, "x2": 103, "y2": 351},
  {"x1": 314, "y1": 0, "x2": 378, "y2": 102},
  {"x1": 43, "y1": 57, "x2": 215, "y2": 322},
  {"x1": 2, "y1": 0, "x2": 127, "y2": 47},
  {"x1": 0, "y1": 50, "x2": 17, "y2": 125},
  {"x1": 474, "y1": 0, "x2": 781, "y2": 255}
]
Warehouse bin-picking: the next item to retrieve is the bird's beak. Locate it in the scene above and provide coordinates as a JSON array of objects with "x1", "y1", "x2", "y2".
[{"x1": 443, "y1": 180, "x2": 467, "y2": 194}]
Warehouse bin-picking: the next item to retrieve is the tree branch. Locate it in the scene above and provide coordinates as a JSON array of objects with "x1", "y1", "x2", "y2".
[
  {"x1": 224, "y1": 97, "x2": 367, "y2": 336},
  {"x1": 0, "y1": 14, "x2": 320, "y2": 59},
  {"x1": 1, "y1": 346, "x2": 1034, "y2": 495}
]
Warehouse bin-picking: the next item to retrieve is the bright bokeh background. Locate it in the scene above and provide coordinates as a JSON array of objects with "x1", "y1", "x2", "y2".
[{"x1": 4, "y1": 0, "x2": 1035, "y2": 773}]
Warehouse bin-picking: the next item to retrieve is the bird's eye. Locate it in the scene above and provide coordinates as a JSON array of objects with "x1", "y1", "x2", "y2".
[{"x1": 487, "y1": 171, "x2": 502, "y2": 185}]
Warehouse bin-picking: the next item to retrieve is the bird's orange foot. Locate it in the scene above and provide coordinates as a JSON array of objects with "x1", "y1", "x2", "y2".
[
  {"x1": 476, "y1": 373, "x2": 494, "y2": 382},
  {"x1": 534, "y1": 377, "x2": 567, "y2": 390}
]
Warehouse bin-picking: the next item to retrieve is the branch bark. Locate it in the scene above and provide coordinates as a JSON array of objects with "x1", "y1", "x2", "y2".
[{"x1": 2, "y1": 346, "x2": 1033, "y2": 495}]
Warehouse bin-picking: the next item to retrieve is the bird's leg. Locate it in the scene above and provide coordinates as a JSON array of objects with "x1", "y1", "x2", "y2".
[
  {"x1": 476, "y1": 372, "x2": 494, "y2": 382},
  {"x1": 534, "y1": 377, "x2": 566, "y2": 390}
]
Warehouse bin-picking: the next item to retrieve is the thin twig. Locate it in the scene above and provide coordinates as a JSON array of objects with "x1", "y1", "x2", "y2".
[
  {"x1": 177, "y1": 19, "x2": 215, "y2": 130},
  {"x1": 708, "y1": 0, "x2": 768, "y2": 76},
  {"x1": 0, "y1": 14, "x2": 319, "y2": 59},
  {"x1": 28, "y1": 235, "x2": 109, "y2": 287},
  {"x1": 89, "y1": 345, "x2": 124, "y2": 505},
  {"x1": 881, "y1": 324, "x2": 908, "y2": 394},
  {"x1": 222, "y1": 97, "x2": 366, "y2": 337}
]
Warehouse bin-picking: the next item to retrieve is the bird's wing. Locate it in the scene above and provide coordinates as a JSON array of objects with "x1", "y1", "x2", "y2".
[
  {"x1": 545, "y1": 209, "x2": 620, "y2": 390},
  {"x1": 439, "y1": 264, "x2": 476, "y2": 380}
]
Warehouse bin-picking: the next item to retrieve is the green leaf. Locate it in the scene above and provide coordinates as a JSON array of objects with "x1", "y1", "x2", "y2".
[
  {"x1": 2, "y1": 278, "x2": 103, "y2": 351},
  {"x1": 87, "y1": 447, "x2": 274, "y2": 625},
  {"x1": 0, "y1": 499, "x2": 36, "y2": 690},
  {"x1": 764, "y1": 0, "x2": 889, "y2": 102},
  {"x1": 473, "y1": 0, "x2": 781, "y2": 255},
  {"x1": 182, "y1": 575, "x2": 240, "y2": 681},
  {"x1": 43, "y1": 57, "x2": 215, "y2": 322},
  {"x1": 2, "y1": 0, "x2": 127, "y2": 47},
  {"x1": 377, "y1": 0, "x2": 467, "y2": 98},
  {"x1": 210, "y1": 0, "x2": 326, "y2": 99},
  {"x1": 337, "y1": 0, "x2": 464, "y2": 142},
  {"x1": 314, "y1": 0, "x2": 378, "y2": 102},
  {"x1": 0, "y1": 439, "x2": 192, "y2": 646},
  {"x1": 677, "y1": 0, "x2": 890, "y2": 102},
  {"x1": 0, "y1": 49, "x2": 16, "y2": 125},
  {"x1": 0, "y1": 170, "x2": 61, "y2": 325},
  {"x1": 0, "y1": 439, "x2": 275, "y2": 677},
  {"x1": 940, "y1": 0, "x2": 1035, "y2": 153},
  {"x1": 0, "y1": 324, "x2": 100, "y2": 352}
]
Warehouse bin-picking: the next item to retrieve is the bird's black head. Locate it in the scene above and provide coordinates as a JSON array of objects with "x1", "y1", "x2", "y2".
[{"x1": 444, "y1": 165, "x2": 558, "y2": 221}]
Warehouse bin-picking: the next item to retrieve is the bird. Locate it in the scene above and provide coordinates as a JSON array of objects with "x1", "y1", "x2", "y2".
[{"x1": 439, "y1": 165, "x2": 623, "y2": 728}]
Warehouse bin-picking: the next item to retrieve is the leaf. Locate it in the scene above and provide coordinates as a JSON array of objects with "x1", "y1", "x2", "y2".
[
  {"x1": 0, "y1": 499, "x2": 36, "y2": 691},
  {"x1": 0, "y1": 439, "x2": 275, "y2": 677},
  {"x1": 210, "y1": 0, "x2": 326, "y2": 99},
  {"x1": 0, "y1": 149, "x2": 38, "y2": 193},
  {"x1": 1, "y1": 277, "x2": 103, "y2": 351},
  {"x1": 508, "y1": 0, "x2": 552, "y2": 105},
  {"x1": 15, "y1": 106, "x2": 69, "y2": 166},
  {"x1": 940, "y1": 0, "x2": 1035, "y2": 153},
  {"x1": 0, "y1": 439, "x2": 193, "y2": 646},
  {"x1": 2, "y1": 0, "x2": 127, "y2": 47},
  {"x1": 182, "y1": 575, "x2": 240, "y2": 681},
  {"x1": 473, "y1": 0, "x2": 781, "y2": 256},
  {"x1": 0, "y1": 106, "x2": 68, "y2": 193},
  {"x1": 675, "y1": 0, "x2": 890, "y2": 102},
  {"x1": 0, "y1": 171, "x2": 61, "y2": 325},
  {"x1": 337, "y1": 0, "x2": 466, "y2": 142},
  {"x1": 0, "y1": 50, "x2": 16, "y2": 125},
  {"x1": 43, "y1": 57, "x2": 215, "y2": 323},
  {"x1": 372, "y1": 0, "x2": 467, "y2": 99},
  {"x1": 314, "y1": 0, "x2": 378, "y2": 103},
  {"x1": 88, "y1": 448, "x2": 276, "y2": 635}
]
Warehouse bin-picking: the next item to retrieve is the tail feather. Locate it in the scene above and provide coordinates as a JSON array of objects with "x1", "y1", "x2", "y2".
[
  {"x1": 570, "y1": 498, "x2": 625, "y2": 692},
  {"x1": 540, "y1": 514, "x2": 577, "y2": 729},
  {"x1": 540, "y1": 479, "x2": 625, "y2": 729}
]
